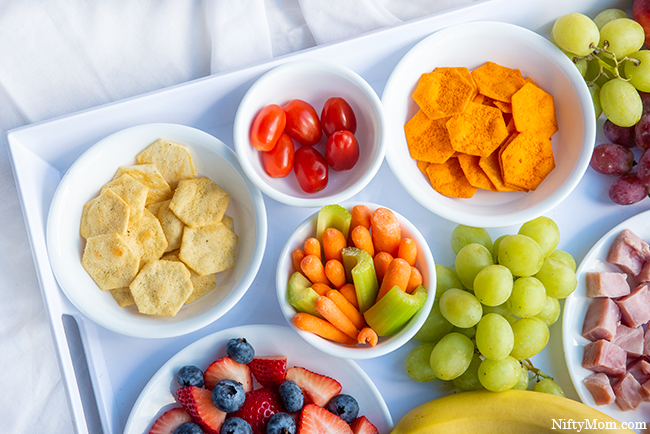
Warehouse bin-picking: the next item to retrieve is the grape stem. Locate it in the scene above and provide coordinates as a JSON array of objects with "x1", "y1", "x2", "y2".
[
  {"x1": 575, "y1": 41, "x2": 641, "y2": 87},
  {"x1": 521, "y1": 359, "x2": 553, "y2": 381}
]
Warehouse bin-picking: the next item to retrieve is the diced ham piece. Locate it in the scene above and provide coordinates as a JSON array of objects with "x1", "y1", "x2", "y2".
[
  {"x1": 583, "y1": 373, "x2": 616, "y2": 405},
  {"x1": 581, "y1": 298, "x2": 620, "y2": 341},
  {"x1": 637, "y1": 259, "x2": 650, "y2": 282},
  {"x1": 643, "y1": 359, "x2": 650, "y2": 376},
  {"x1": 606, "y1": 229, "x2": 650, "y2": 276},
  {"x1": 612, "y1": 324, "x2": 645, "y2": 357},
  {"x1": 643, "y1": 378, "x2": 650, "y2": 399},
  {"x1": 613, "y1": 373, "x2": 646, "y2": 411},
  {"x1": 627, "y1": 357, "x2": 650, "y2": 385},
  {"x1": 645, "y1": 328, "x2": 650, "y2": 358},
  {"x1": 615, "y1": 283, "x2": 650, "y2": 328},
  {"x1": 582, "y1": 339, "x2": 627, "y2": 377},
  {"x1": 585, "y1": 272, "x2": 630, "y2": 298}
]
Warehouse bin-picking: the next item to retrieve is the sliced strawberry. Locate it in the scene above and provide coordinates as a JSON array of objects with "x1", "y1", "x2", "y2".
[
  {"x1": 230, "y1": 387, "x2": 283, "y2": 434},
  {"x1": 149, "y1": 407, "x2": 192, "y2": 434},
  {"x1": 350, "y1": 416, "x2": 379, "y2": 434},
  {"x1": 249, "y1": 356, "x2": 287, "y2": 388},
  {"x1": 176, "y1": 386, "x2": 226, "y2": 434},
  {"x1": 298, "y1": 403, "x2": 353, "y2": 434},
  {"x1": 204, "y1": 356, "x2": 253, "y2": 392},
  {"x1": 285, "y1": 366, "x2": 342, "y2": 407}
]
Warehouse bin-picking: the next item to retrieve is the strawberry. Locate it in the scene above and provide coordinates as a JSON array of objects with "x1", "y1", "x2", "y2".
[
  {"x1": 285, "y1": 366, "x2": 342, "y2": 407},
  {"x1": 176, "y1": 386, "x2": 226, "y2": 434},
  {"x1": 149, "y1": 407, "x2": 192, "y2": 434},
  {"x1": 230, "y1": 387, "x2": 283, "y2": 434},
  {"x1": 298, "y1": 403, "x2": 353, "y2": 434},
  {"x1": 350, "y1": 416, "x2": 379, "y2": 434},
  {"x1": 249, "y1": 356, "x2": 287, "y2": 388},
  {"x1": 204, "y1": 356, "x2": 253, "y2": 392}
]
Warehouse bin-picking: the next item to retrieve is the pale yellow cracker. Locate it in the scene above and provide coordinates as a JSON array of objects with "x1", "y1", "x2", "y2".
[
  {"x1": 146, "y1": 201, "x2": 166, "y2": 217},
  {"x1": 124, "y1": 208, "x2": 168, "y2": 265},
  {"x1": 129, "y1": 259, "x2": 193, "y2": 316},
  {"x1": 81, "y1": 233, "x2": 140, "y2": 290},
  {"x1": 100, "y1": 173, "x2": 148, "y2": 213},
  {"x1": 180, "y1": 222, "x2": 238, "y2": 275},
  {"x1": 110, "y1": 287, "x2": 135, "y2": 307},
  {"x1": 161, "y1": 253, "x2": 217, "y2": 304},
  {"x1": 113, "y1": 164, "x2": 173, "y2": 205},
  {"x1": 222, "y1": 215, "x2": 235, "y2": 233},
  {"x1": 136, "y1": 139, "x2": 198, "y2": 189},
  {"x1": 80, "y1": 189, "x2": 130, "y2": 239},
  {"x1": 157, "y1": 199, "x2": 185, "y2": 252},
  {"x1": 169, "y1": 177, "x2": 230, "y2": 228}
]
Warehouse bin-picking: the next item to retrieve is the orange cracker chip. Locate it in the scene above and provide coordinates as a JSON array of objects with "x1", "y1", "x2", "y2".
[
  {"x1": 524, "y1": 77, "x2": 540, "y2": 88},
  {"x1": 500, "y1": 131, "x2": 555, "y2": 191},
  {"x1": 472, "y1": 93, "x2": 485, "y2": 104},
  {"x1": 412, "y1": 68, "x2": 476, "y2": 119},
  {"x1": 446, "y1": 102, "x2": 509, "y2": 157},
  {"x1": 416, "y1": 160, "x2": 430, "y2": 175},
  {"x1": 404, "y1": 110, "x2": 456, "y2": 164},
  {"x1": 511, "y1": 82, "x2": 559, "y2": 139},
  {"x1": 493, "y1": 100, "x2": 512, "y2": 113},
  {"x1": 424, "y1": 157, "x2": 477, "y2": 198},
  {"x1": 478, "y1": 149, "x2": 522, "y2": 192},
  {"x1": 471, "y1": 62, "x2": 526, "y2": 102},
  {"x1": 457, "y1": 153, "x2": 497, "y2": 191}
]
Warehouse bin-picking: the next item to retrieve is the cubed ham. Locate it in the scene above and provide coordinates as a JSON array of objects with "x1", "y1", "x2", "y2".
[
  {"x1": 585, "y1": 271, "x2": 630, "y2": 298},
  {"x1": 642, "y1": 378, "x2": 650, "y2": 398},
  {"x1": 613, "y1": 373, "x2": 646, "y2": 411},
  {"x1": 615, "y1": 283, "x2": 650, "y2": 328},
  {"x1": 645, "y1": 328, "x2": 650, "y2": 358},
  {"x1": 583, "y1": 373, "x2": 616, "y2": 405},
  {"x1": 627, "y1": 357, "x2": 650, "y2": 384},
  {"x1": 606, "y1": 229, "x2": 650, "y2": 276},
  {"x1": 612, "y1": 324, "x2": 645, "y2": 357},
  {"x1": 637, "y1": 259, "x2": 650, "y2": 282},
  {"x1": 582, "y1": 339, "x2": 627, "y2": 377},
  {"x1": 581, "y1": 298, "x2": 620, "y2": 341}
]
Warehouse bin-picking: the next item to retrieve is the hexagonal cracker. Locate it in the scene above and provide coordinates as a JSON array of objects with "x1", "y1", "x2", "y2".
[
  {"x1": 136, "y1": 139, "x2": 198, "y2": 189},
  {"x1": 169, "y1": 177, "x2": 230, "y2": 228},
  {"x1": 100, "y1": 173, "x2": 149, "y2": 213},
  {"x1": 129, "y1": 259, "x2": 193, "y2": 316},
  {"x1": 80, "y1": 189, "x2": 130, "y2": 239},
  {"x1": 179, "y1": 222, "x2": 238, "y2": 275},
  {"x1": 81, "y1": 233, "x2": 140, "y2": 290}
]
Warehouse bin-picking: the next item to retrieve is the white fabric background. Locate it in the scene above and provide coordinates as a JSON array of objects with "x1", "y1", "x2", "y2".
[{"x1": 0, "y1": 1, "x2": 474, "y2": 432}]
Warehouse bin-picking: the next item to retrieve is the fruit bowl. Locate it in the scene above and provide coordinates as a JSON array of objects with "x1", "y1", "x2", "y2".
[
  {"x1": 233, "y1": 59, "x2": 386, "y2": 207},
  {"x1": 276, "y1": 202, "x2": 436, "y2": 359},
  {"x1": 381, "y1": 21, "x2": 596, "y2": 228}
]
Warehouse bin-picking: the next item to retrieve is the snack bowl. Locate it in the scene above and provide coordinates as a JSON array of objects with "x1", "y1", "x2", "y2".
[
  {"x1": 276, "y1": 202, "x2": 435, "y2": 359},
  {"x1": 382, "y1": 21, "x2": 596, "y2": 228},
  {"x1": 46, "y1": 123, "x2": 267, "y2": 339},
  {"x1": 233, "y1": 59, "x2": 386, "y2": 207}
]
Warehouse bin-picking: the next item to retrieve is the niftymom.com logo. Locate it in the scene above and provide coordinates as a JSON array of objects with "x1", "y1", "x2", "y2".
[{"x1": 551, "y1": 419, "x2": 647, "y2": 432}]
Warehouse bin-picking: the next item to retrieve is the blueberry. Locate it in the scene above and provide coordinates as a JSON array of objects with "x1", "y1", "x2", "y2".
[
  {"x1": 266, "y1": 412, "x2": 296, "y2": 434},
  {"x1": 212, "y1": 379, "x2": 246, "y2": 412},
  {"x1": 176, "y1": 365, "x2": 205, "y2": 388},
  {"x1": 173, "y1": 422, "x2": 204, "y2": 434},
  {"x1": 278, "y1": 380, "x2": 303, "y2": 413},
  {"x1": 326, "y1": 394, "x2": 359, "y2": 424},
  {"x1": 226, "y1": 338, "x2": 255, "y2": 364},
  {"x1": 221, "y1": 417, "x2": 253, "y2": 434}
]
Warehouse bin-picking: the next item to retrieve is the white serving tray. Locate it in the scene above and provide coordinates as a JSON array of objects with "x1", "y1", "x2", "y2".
[{"x1": 7, "y1": 0, "x2": 641, "y2": 432}]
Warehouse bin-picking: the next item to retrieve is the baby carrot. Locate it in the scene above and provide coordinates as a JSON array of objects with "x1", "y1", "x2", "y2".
[
  {"x1": 339, "y1": 283, "x2": 359, "y2": 309},
  {"x1": 326, "y1": 289, "x2": 365, "y2": 331},
  {"x1": 304, "y1": 237, "x2": 321, "y2": 261},
  {"x1": 377, "y1": 257, "x2": 411, "y2": 300},
  {"x1": 357, "y1": 326, "x2": 379, "y2": 347},
  {"x1": 373, "y1": 251, "x2": 393, "y2": 284},
  {"x1": 291, "y1": 248, "x2": 305, "y2": 274},
  {"x1": 351, "y1": 225, "x2": 374, "y2": 257},
  {"x1": 325, "y1": 259, "x2": 346, "y2": 289},
  {"x1": 300, "y1": 254, "x2": 330, "y2": 285},
  {"x1": 351, "y1": 205, "x2": 372, "y2": 230},
  {"x1": 311, "y1": 282, "x2": 332, "y2": 296},
  {"x1": 315, "y1": 296, "x2": 359, "y2": 340},
  {"x1": 371, "y1": 208, "x2": 401, "y2": 257},
  {"x1": 406, "y1": 266, "x2": 423, "y2": 293},
  {"x1": 292, "y1": 313, "x2": 356, "y2": 345},
  {"x1": 397, "y1": 237, "x2": 417, "y2": 267},
  {"x1": 322, "y1": 227, "x2": 347, "y2": 263}
]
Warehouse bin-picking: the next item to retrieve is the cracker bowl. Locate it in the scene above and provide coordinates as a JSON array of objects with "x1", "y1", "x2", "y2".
[
  {"x1": 46, "y1": 123, "x2": 267, "y2": 339},
  {"x1": 275, "y1": 202, "x2": 435, "y2": 359},
  {"x1": 382, "y1": 21, "x2": 596, "y2": 228},
  {"x1": 233, "y1": 59, "x2": 386, "y2": 207}
]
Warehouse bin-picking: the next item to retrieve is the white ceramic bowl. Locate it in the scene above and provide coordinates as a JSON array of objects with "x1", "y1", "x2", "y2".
[
  {"x1": 233, "y1": 59, "x2": 386, "y2": 207},
  {"x1": 382, "y1": 21, "x2": 596, "y2": 228},
  {"x1": 276, "y1": 202, "x2": 435, "y2": 359},
  {"x1": 46, "y1": 123, "x2": 267, "y2": 339}
]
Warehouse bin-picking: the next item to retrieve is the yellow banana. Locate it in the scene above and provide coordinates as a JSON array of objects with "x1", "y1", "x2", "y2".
[{"x1": 391, "y1": 390, "x2": 635, "y2": 434}]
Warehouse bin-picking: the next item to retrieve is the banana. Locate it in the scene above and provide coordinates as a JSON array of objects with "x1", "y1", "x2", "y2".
[{"x1": 391, "y1": 390, "x2": 635, "y2": 434}]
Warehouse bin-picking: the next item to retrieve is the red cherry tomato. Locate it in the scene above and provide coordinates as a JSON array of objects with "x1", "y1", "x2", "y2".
[
  {"x1": 321, "y1": 97, "x2": 357, "y2": 137},
  {"x1": 294, "y1": 146, "x2": 328, "y2": 193},
  {"x1": 283, "y1": 99, "x2": 323, "y2": 146},
  {"x1": 325, "y1": 130, "x2": 360, "y2": 171},
  {"x1": 262, "y1": 133, "x2": 295, "y2": 178},
  {"x1": 250, "y1": 104, "x2": 286, "y2": 152}
]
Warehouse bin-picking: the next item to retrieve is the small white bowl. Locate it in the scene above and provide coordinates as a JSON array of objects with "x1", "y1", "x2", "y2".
[
  {"x1": 47, "y1": 123, "x2": 267, "y2": 339},
  {"x1": 382, "y1": 21, "x2": 596, "y2": 228},
  {"x1": 276, "y1": 202, "x2": 436, "y2": 359},
  {"x1": 233, "y1": 59, "x2": 386, "y2": 207}
]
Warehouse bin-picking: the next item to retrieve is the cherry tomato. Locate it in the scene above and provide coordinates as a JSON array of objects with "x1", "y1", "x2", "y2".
[
  {"x1": 250, "y1": 104, "x2": 286, "y2": 152},
  {"x1": 283, "y1": 99, "x2": 322, "y2": 146},
  {"x1": 294, "y1": 146, "x2": 328, "y2": 193},
  {"x1": 321, "y1": 97, "x2": 357, "y2": 137},
  {"x1": 325, "y1": 130, "x2": 359, "y2": 171},
  {"x1": 262, "y1": 133, "x2": 295, "y2": 178}
]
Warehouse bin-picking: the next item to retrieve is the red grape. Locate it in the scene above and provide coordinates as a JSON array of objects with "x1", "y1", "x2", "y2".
[
  {"x1": 603, "y1": 120, "x2": 636, "y2": 148},
  {"x1": 635, "y1": 114, "x2": 650, "y2": 151},
  {"x1": 589, "y1": 143, "x2": 635, "y2": 176},
  {"x1": 609, "y1": 173, "x2": 648, "y2": 205},
  {"x1": 636, "y1": 149, "x2": 650, "y2": 186},
  {"x1": 640, "y1": 91, "x2": 650, "y2": 116}
]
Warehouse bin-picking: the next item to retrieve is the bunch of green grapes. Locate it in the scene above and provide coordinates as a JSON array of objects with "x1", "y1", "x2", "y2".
[{"x1": 404, "y1": 217, "x2": 577, "y2": 395}]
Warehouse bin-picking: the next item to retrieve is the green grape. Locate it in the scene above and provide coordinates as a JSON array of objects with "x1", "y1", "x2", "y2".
[
  {"x1": 600, "y1": 78, "x2": 643, "y2": 127},
  {"x1": 482, "y1": 302, "x2": 511, "y2": 318},
  {"x1": 535, "y1": 257, "x2": 577, "y2": 299},
  {"x1": 534, "y1": 378, "x2": 566, "y2": 397},
  {"x1": 513, "y1": 365, "x2": 530, "y2": 390},
  {"x1": 452, "y1": 326, "x2": 476, "y2": 339},
  {"x1": 625, "y1": 50, "x2": 650, "y2": 92},
  {"x1": 434, "y1": 264, "x2": 463, "y2": 300},
  {"x1": 452, "y1": 354, "x2": 484, "y2": 392},
  {"x1": 599, "y1": 18, "x2": 645, "y2": 59},
  {"x1": 549, "y1": 249, "x2": 576, "y2": 272},
  {"x1": 506, "y1": 276, "x2": 546, "y2": 318},
  {"x1": 476, "y1": 313, "x2": 514, "y2": 361},
  {"x1": 552, "y1": 13, "x2": 599, "y2": 56},
  {"x1": 593, "y1": 8, "x2": 628, "y2": 29},
  {"x1": 451, "y1": 225, "x2": 493, "y2": 254},
  {"x1": 478, "y1": 356, "x2": 521, "y2": 392},
  {"x1": 491, "y1": 234, "x2": 508, "y2": 263},
  {"x1": 429, "y1": 332, "x2": 474, "y2": 381},
  {"x1": 510, "y1": 317, "x2": 549, "y2": 359},
  {"x1": 404, "y1": 343, "x2": 437, "y2": 382},
  {"x1": 562, "y1": 49, "x2": 588, "y2": 77},
  {"x1": 589, "y1": 83, "x2": 602, "y2": 119},
  {"x1": 518, "y1": 216, "x2": 559, "y2": 257},
  {"x1": 413, "y1": 300, "x2": 454, "y2": 343},
  {"x1": 473, "y1": 264, "x2": 513, "y2": 306},
  {"x1": 498, "y1": 234, "x2": 544, "y2": 277},
  {"x1": 439, "y1": 288, "x2": 482, "y2": 328},
  {"x1": 534, "y1": 296, "x2": 561, "y2": 326},
  {"x1": 455, "y1": 243, "x2": 493, "y2": 289}
]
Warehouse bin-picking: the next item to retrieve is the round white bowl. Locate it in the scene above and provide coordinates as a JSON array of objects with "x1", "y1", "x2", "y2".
[
  {"x1": 233, "y1": 59, "x2": 386, "y2": 208},
  {"x1": 46, "y1": 123, "x2": 267, "y2": 339},
  {"x1": 382, "y1": 21, "x2": 596, "y2": 228},
  {"x1": 276, "y1": 202, "x2": 436, "y2": 359}
]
